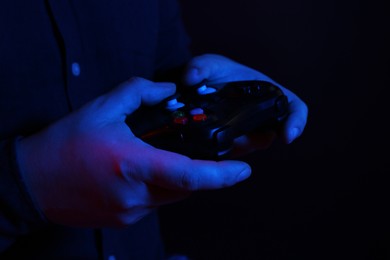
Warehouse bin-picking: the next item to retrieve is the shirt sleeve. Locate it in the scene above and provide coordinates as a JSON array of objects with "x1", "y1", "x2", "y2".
[{"x1": 0, "y1": 137, "x2": 46, "y2": 251}]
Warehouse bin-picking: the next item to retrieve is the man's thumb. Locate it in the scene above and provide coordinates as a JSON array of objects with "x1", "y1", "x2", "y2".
[{"x1": 97, "y1": 77, "x2": 176, "y2": 118}]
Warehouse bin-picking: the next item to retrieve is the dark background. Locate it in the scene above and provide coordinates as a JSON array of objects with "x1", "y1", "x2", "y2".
[{"x1": 159, "y1": 0, "x2": 390, "y2": 259}]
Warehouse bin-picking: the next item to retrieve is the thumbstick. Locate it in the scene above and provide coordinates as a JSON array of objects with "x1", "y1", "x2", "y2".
[
  {"x1": 197, "y1": 85, "x2": 217, "y2": 95},
  {"x1": 165, "y1": 98, "x2": 185, "y2": 111}
]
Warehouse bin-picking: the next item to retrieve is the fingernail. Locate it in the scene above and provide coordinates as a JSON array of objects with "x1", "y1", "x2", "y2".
[
  {"x1": 288, "y1": 127, "x2": 300, "y2": 143},
  {"x1": 236, "y1": 167, "x2": 252, "y2": 182}
]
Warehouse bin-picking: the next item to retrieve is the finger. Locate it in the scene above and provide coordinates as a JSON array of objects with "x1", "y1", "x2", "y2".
[
  {"x1": 115, "y1": 207, "x2": 155, "y2": 227},
  {"x1": 183, "y1": 54, "x2": 239, "y2": 85},
  {"x1": 279, "y1": 89, "x2": 309, "y2": 144},
  {"x1": 183, "y1": 54, "x2": 271, "y2": 86},
  {"x1": 95, "y1": 77, "x2": 176, "y2": 120},
  {"x1": 124, "y1": 146, "x2": 252, "y2": 191},
  {"x1": 118, "y1": 179, "x2": 191, "y2": 209}
]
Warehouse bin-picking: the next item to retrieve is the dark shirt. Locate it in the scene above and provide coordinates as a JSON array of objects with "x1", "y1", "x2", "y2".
[{"x1": 0, "y1": 0, "x2": 191, "y2": 258}]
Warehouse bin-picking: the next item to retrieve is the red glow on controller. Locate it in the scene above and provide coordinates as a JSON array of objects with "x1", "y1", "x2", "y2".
[
  {"x1": 173, "y1": 117, "x2": 188, "y2": 125},
  {"x1": 193, "y1": 114, "x2": 207, "y2": 122}
]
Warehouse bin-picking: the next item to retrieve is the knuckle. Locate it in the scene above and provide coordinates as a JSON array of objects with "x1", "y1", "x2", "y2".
[
  {"x1": 181, "y1": 171, "x2": 200, "y2": 191},
  {"x1": 127, "y1": 76, "x2": 148, "y2": 86}
]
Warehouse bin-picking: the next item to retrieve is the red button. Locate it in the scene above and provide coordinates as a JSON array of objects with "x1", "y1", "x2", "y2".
[
  {"x1": 173, "y1": 117, "x2": 188, "y2": 125},
  {"x1": 193, "y1": 114, "x2": 207, "y2": 122}
]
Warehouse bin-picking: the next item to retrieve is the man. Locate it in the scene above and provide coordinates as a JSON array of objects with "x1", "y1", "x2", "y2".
[{"x1": 0, "y1": 0, "x2": 307, "y2": 258}]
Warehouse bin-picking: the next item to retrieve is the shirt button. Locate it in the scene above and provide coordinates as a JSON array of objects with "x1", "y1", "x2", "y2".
[{"x1": 71, "y1": 62, "x2": 81, "y2": 76}]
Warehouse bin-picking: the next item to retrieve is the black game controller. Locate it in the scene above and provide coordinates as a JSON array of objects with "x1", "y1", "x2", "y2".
[{"x1": 126, "y1": 80, "x2": 289, "y2": 160}]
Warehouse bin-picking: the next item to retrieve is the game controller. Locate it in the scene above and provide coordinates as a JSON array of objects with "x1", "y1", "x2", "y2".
[{"x1": 126, "y1": 80, "x2": 289, "y2": 160}]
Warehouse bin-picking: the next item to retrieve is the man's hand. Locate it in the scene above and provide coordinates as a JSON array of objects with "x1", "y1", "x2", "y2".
[
  {"x1": 16, "y1": 77, "x2": 251, "y2": 228},
  {"x1": 183, "y1": 54, "x2": 308, "y2": 154}
]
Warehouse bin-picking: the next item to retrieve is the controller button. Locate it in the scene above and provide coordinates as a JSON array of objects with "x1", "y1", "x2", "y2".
[
  {"x1": 172, "y1": 110, "x2": 186, "y2": 117},
  {"x1": 173, "y1": 116, "x2": 189, "y2": 125},
  {"x1": 166, "y1": 98, "x2": 185, "y2": 111},
  {"x1": 197, "y1": 85, "x2": 217, "y2": 95},
  {"x1": 243, "y1": 86, "x2": 251, "y2": 94},
  {"x1": 189, "y1": 108, "x2": 204, "y2": 115},
  {"x1": 251, "y1": 84, "x2": 262, "y2": 94},
  {"x1": 193, "y1": 114, "x2": 207, "y2": 122}
]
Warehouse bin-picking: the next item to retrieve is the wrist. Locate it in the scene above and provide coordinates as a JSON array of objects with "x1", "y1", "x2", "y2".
[{"x1": 15, "y1": 135, "x2": 49, "y2": 223}]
